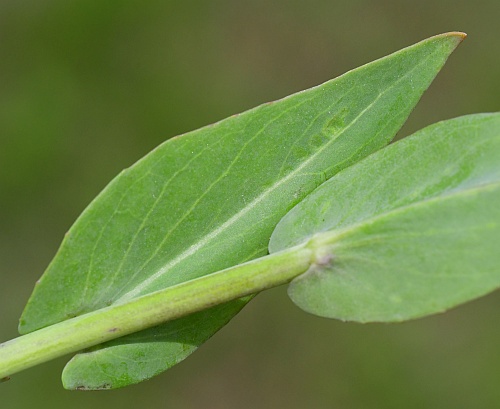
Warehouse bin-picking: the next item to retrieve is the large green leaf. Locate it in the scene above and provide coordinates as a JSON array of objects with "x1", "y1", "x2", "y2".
[
  {"x1": 20, "y1": 33, "x2": 464, "y2": 389},
  {"x1": 270, "y1": 113, "x2": 500, "y2": 322}
]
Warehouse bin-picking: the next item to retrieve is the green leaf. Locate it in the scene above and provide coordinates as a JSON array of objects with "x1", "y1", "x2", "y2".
[
  {"x1": 270, "y1": 113, "x2": 500, "y2": 322},
  {"x1": 20, "y1": 33, "x2": 464, "y2": 389}
]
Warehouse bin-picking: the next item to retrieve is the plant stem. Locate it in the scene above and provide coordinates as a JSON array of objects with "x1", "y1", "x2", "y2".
[{"x1": 0, "y1": 243, "x2": 314, "y2": 379}]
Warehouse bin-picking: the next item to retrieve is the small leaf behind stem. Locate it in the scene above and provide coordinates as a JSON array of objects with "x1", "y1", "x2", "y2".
[
  {"x1": 270, "y1": 113, "x2": 500, "y2": 322},
  {"x1": 20, "y1": 33, "x2": 464, "y2": 389}
]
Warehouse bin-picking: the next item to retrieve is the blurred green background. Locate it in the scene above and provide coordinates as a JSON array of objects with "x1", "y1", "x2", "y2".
[{"x1": 1, "y1": 1, "x2": 499, "y2": 408}]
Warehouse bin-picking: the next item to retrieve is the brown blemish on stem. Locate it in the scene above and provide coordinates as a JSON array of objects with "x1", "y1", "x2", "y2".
[{"x1": 315, "y1": 253, "x2": 334, "y2": 267}]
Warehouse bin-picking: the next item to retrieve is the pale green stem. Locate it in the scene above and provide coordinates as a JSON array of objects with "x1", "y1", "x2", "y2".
[{"x1": 0, "y1": 243, "x2": 315, "y2": 380}]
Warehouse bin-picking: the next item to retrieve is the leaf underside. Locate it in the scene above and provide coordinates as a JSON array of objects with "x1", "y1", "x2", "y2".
[
  {"x1": 270, "y1": 113, "x2": 500, "y2": 322},
  {"x1": 20, "y1": 33, "x2": 464, "y2": 389}
]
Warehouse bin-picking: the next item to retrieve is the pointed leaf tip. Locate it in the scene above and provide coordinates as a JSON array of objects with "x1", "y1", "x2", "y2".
[
  {"x1": 439, "y1": 31, "x2": 467, "y2": 48},
  {"x1": 424, "y1": 32, "x2": 467, "y2": 52},
  {"x1": 443, "y1": 31, "x2": 467, "y2": 41}
]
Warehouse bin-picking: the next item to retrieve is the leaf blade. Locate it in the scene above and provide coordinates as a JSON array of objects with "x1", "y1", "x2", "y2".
[
  {"x1": 20, "y1": 33, "x2": 464, "y2": 389},
  {"x1": 270, "y1": 113, "x2": 500, "y2": 322}
]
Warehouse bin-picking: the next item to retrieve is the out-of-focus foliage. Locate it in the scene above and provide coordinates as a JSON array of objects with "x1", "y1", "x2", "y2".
[{"x1": 1, "y1": 1, "x2": 499, "y2": 408}]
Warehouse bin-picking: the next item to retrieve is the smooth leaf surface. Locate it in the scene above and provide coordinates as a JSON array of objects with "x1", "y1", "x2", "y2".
[
  {"x1": 20, "y1": 33, "x2": 463, "y2": 389},
  {"x1": 270, "y1": 113, "x2": 500, "y2": 322}
]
